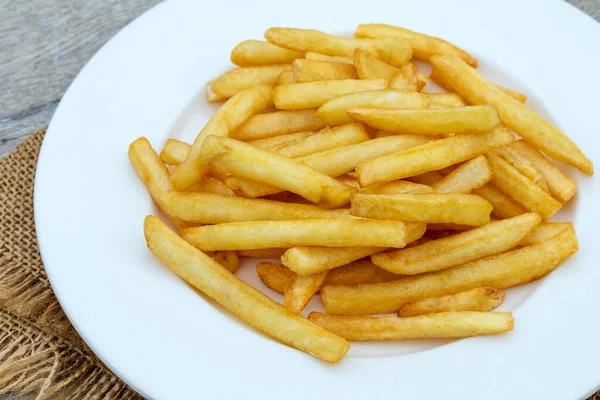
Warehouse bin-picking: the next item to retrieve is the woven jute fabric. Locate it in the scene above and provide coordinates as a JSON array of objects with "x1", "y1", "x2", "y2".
[{"x1": 0, "y1": 128, "x2": 597, "y2": 400}]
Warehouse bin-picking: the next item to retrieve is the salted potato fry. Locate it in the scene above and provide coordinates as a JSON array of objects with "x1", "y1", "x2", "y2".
[
  {"x1": 171, "y1": 85, "x2": 273, "y2": 190},
  {"x1": 144, "y1": 216, "x2": 349, "y2": 362},
  {"x1": 271, "y1": 123, "x2": 370, "y2": 158},
  {"x1": 350, "y1": 193, "x2": 492, "y2": 226},
  {"x1": 273, "y1": 79, "x2": 386, "y2": 109},
  {"x1": 282, "y1": 222, "x2": 425, "y2": 275},
  {"x1": 472, "y1": 184, "x2": 527, "y2": 219},
  {"x1": 160, "y1": 139, "x2": 191, "y2": 165},
  {"x1": 209, "y1": 64, "x2": 290, "y2": 99},
  {"x1": 372, "y1": 213, "x2": 541, "y2": 274},
  {"x1": 305, "y1": 52, "x2": 353, "y2": 64},
  {"x1": 388, "y1": 63, "x2": 420, "y2": 91},
  {"x1": 509, "y1": 140, "x2": 577, "y2": 203},
  {"x1": 493, "y1": 147, "x2": 549, "y2": 193},
  {"x1": 356, "y1": 127, "x2": 514, "y2": 187},
  {"x1": 257, "y1": 262, "x2": 295, "y2": 293},
  {"x1": 275, "y1": 70, "x2": 296, "y2": 85},
  {"x1": 359, "y1": 180, "x2": 433, "y2": 195},
  {"x1": 247, "y1": 131, "x2": 313, "y2": 149},
  {"x1": 348, "y1": 105, "x2": 500, "y2": 135},
  {"x1": 240, "y1": 248, "x2": 287, "y2": 258},
  {"x1": 426, "y1": 223, "x2": 474, "y2": 232},
  {"x1": 212, "y1": 251, "x2": 240, "y2": 273},
  {"x1": 309, "y1": 311, "x2": 512, "y2": 341},
  {"x1": 293, "y1": 59, "x2": 357, "y2": 82},
  {"x1": 397, "y1": 288, "x2": 505, "y2": 317},
  {"x1": 206, "y1": 80, "x2": 227, "y2": 102},
  {"x1": 161, "y1": 191, "x2": 351, "y2": 224},
  {"x1": 285, "y1": 272, "x2": 328, "y2": 314},
  {"x1": 184, "y1": 176, "x2": 236, "y2": 197},
  {"x1": 355, "y1": 23, "x2": 477, "y2": 67},
  {"x1": 317, "y1": 90, "x2": 430, "y2": 126},
  {"x1": 265, "y1": 28, "x2": 412, "y2": 67},
  {"x1": 425, "y1": 92, "x2": 467, "y2": 108},
  {"x1": 431, "y1": 155, "x2": 491, "y2": 193},
  {"x1": 231, "y1": 40, "x2": 302, "y2": 66},
  {"x1": 430, "y1": 55, "x2": 593, "y2": 175},
  {"x1": 234, "y1": 109, "x2": 325, "y2": 141},
  {"x1": 181, "y1": 219, "x2": 426, "y2": 250},
  {"x1": 408, "y1": 171, "x2": 443, "y2": 186},
  {"x1": 320, "y1": 227, "x2": 577, "y2": 315},
  {"x1": 486, "y1": 153, "x2": 562, "y2": 220},
  {"x1": 337, "y1": 174, "x2": 361, "y2": 189},
  {"x1": 520, "y1": 222, "x2": 573, "y2": 246},
  {"x1": 200, "y1": 136, "x2": 354, "y2": 207},
  {"x1": 353, "y1": 49, "x2": 398, "y2": 84}
]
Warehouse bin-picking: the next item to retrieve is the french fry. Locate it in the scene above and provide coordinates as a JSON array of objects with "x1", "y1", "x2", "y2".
[
  {"x1": 430, "y1": 155, "x2": 491, "y2": 193},
  {"x1": 356, "y1": 127, "x2": 514, "y2": 187},
  {"x1": 171, "y1": 85, "x2": 273, "y2": 190},
  {"x1": 181, "y1": 219, "x2": 427, "y2": 250},
  {"x1": 284, "y1": 272, "x2": 328, "y2": 314},
  {"x1": 359, "y1": 180, "x2": 434, "y2": 195},
  {"x1": 209, "y1": 65, "x2": 290, "y2": 99},
  {"x1": 320, "y1": 226, "x2": 577, "y2": 315},
  {"x1": 273, "y1": 79, "x2": 387, "y2": 109},
  {"x1": 337, "y1": 174, "x2": 361, "y2": 189},
  {"x1": 160, "y1": 139, "x2": 191, "y2": 165},
  {"x1": 247, "y1": 131, "x2": 313, "y2": 149},
  {"x1": 425, "y1": 92, "x2": 467, "y2": 108},
  {"x1": 309, "y1": 311, "x2": 513, "y2": 340},
  {"x1": 353, "y1": 49, "x2": 398, "y2": 84},
  {"x1": 486, "y1": 153, "x2": 562, "y2": 220},
  {"x1": 417, "y1": 74, "x2": 427, "y2": 91},
  {"x1": 355, "y1": 23, "x2": 477, "y2": 67},
  {"x1": 275, "y1": 70, "x2": 296, "y2": 85},
  {"x1": 408, "y1": 171, "x2": 443, "y2": 186},
  {"x1": 200, "y1": 136, "x2": 355, "y2": 207},
  {"x1": 372, "y1": 213, "x2": 541, "y2": 274},
  {"x1": 212, "y1": 251, "x2": 240, "y2": 273},
  {"x1": 430, "y1": 54, "x2": 593, "y2": 175},
  {"x1": 493, "y1": 147, "x2": 549, "y2": 193},
  {"x1": 270, "y1": 123, "x2": 370, "y2": 158},
  {"x1": 509, "y1": 140, "x2": 577, "y2": 203},
  {"x1": 144, "y1": 216, "x2": 349, "y2": 362},
  {"x1": 472, "y1": 184, "x2": 527, "y2": 219},
  {"x1": 305, "y1": 52, "x2": 353, "y2": 64},
  {"x1": 348, "y1": 105, "x2": 500, "y2": 135},
  {"x1": 257, "y1": 261, "x2": 294, "y2": 293},
  {"x1": 161, "y1": 191, "x2": 352, "y2": 224},
  {"x1": 184, "y1": 176, "x2": 236, "y2": 197},
  {"x1": 293, "y1": 59, "x2": 357, "y2": 82},
  {"x1": 282, "y1": 222, "x2": 425, "y2": 275},
  {"x1": 265, "y1": 28, "x2": 412, "y2": 67},
  {"x1": 231, "y1": 40, "x2": 303, "y2": 66},
  {"x1": 317, "y1": 90, "x2": 430, "y2": 126},
  {"x1": 397, "y1": 287, "x2": 505, "y2": 317},
  {"x1": 388, "y1": 63, "x2": 420, "y2": 91},
  {"x1": 240, "y1": 248, "x2": 287, "y2": 258},
  {"x1": 426, "y1": 223, "x2": 474, "y2": 232},
  {"x1": 234, "y1": 109, "x2": 325, "y2": 141},
  {"x1": 350, "y1": 193, "x2": 492, "y2": 226},
  {"x1": 205, "y1": 80, "x2": 227, "y2": 102},
  {"x1": 519, "y1": 222, "x2": 573, "y2": 246}
]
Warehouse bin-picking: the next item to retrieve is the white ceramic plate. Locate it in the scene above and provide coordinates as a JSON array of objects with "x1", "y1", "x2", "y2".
[{"x1": 34, "y1": 0, "x2": 600, "y2": 398}]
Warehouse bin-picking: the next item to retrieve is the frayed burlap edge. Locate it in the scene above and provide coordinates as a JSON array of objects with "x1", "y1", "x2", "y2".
[{"x1": 0, "y1": 129, "x2": 142, "y2": 399}]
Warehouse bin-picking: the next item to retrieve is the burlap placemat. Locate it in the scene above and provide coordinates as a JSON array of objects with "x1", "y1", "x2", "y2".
[{"x1": 0, "y1": 127, "x2": 597, "y2": 400}]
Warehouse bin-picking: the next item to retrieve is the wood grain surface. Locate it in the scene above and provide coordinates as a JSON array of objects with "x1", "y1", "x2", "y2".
[{"x1": 0, "y1": 0, "x2": 598, "y2": 159}]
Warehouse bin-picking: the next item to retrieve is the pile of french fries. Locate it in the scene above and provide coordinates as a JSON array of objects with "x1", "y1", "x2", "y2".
[{"x1": 129, "y1": 23, "x2": 591, "y2": 364}]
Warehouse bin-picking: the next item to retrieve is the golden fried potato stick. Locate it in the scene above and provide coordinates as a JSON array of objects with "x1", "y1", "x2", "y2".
[
  {"x1": 205, "y1": 80, "x2": 227, "y2": 102},
  {"x1": 388, "y1": 63, "x2": 421, "y2": 91},
  {"x1": 239, "y1": 248, "x2": 287, "y2": 258},
  {"x1": 160, "y1": 139, "x2": 191, "y2": 165},
  {"x1": 308, "y1": 311, "x2": 513, "y2": 341},
  {"x1": 234, "y1": 109, "x2": 325, "y2": 141},
  {"x1": 337, "y1": 174, "x2": 361, "y2": 189},
  {"x1": 208, "y1": 64, "x2": 290, "y2": 99},
  {"x1": 212, "y1": 251, "x2": 240, "y2": 273},
  {"x1": 486, "y1": 153, "x2": 562, "y2": 220},
  {"x1": 397, "y1": 287, "x2": 505, "y2": 317},
  {"x1": 472, "y1": 184, "x2": 527, "y2": 219},
  {"x1": 183, "y1": 176, "x2": 236, "y2": 197},
  {"x1": 356, "y1": 126, "x2": 513, "y2": 187},
  {"x1": 359, "y1": 180, "x2": 434, "y2": 195},
  {"x1": 509, "y1": 140, "x2": 577, "y2": 203},
  {"x1": 275, "y1": 70, "x2": 296, "y2": 85},
  {"x1": 247, "y1": 131, "x2": 313, "y2": 149},
  {"x1": 348, "y1": 105, "x2": 500, "y2": 135},
  {"x1": 231, "y1": 40, "x2": 302, "y2": 66},
  {"x1": 292, "y1": 59, "x2": 358, "y2": 82},
  {"x1": 181, "y1": 219, "x2": 425, "y2": 251},
  {"x1": 144, "y1": 216, "x2": 349, "y2": 362},
  {"x1": 430, "y1": 54, "x2": 593, "y2": 175},
  {"x1": 408, "y1": 171, "x2": 444, "y2": 186},
  {"x1": 430, "y1": 155, "x2": 491, "y2": 193},
  {"x1": 355, "y1": 23, "x2": 477, "y2": 67},
  {"x1": 265, "y1": 27, "x2": 412, "y2": 67},
  {"x1": 273, "y1": 79, "x2": 386, "y2": 109},
  {"x1": 352, "y1": 49, "x2": 398, "y2": 84},
  {"x1": 321, "y1": 226, "x2": 577, "y2": 315},
  {"x1": 257, "y1": 262, "x2": 295, "y2": 293},
  {"x1": 162, "y1": 191, "x2": 352, "y2": 224},
  {"x1": 171, "y1": 85, "x2": 273, "y2": 191},
  {"x1": 281, "y1": 222, "x2": 425, "y2": 275},
  {"x1": 350, "y1": 193, "x2": 492, "y2": 226},
  {"x1": 317, "y1": 90, "x2": 430, "y2": 126},
  {"x1": 425, "y1": 92, "x2": 467, "y2": 108},
  {"x1": 493, "y1": 147, "x2": 549, "y2": 193},
  {"x1": 305, "y1": 52, "x2": 353, "y2": 64},
  {"x1": 284, "y1": 271, "x2": 328, "y2": 314},
  {"x1": 372, "y1": 213, "x2": 541, "y2": 274},
  {"x1": 519, "y1": 222, "x2": 573, "y2": 246},
  {"x1": 200, "y1": 136, "x2": 355, "y2": 207}
]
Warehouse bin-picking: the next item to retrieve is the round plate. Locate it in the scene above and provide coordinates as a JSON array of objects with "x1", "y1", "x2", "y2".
[{"x1": 34, "y1": 1, "x2": 600, "y2": 399}]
